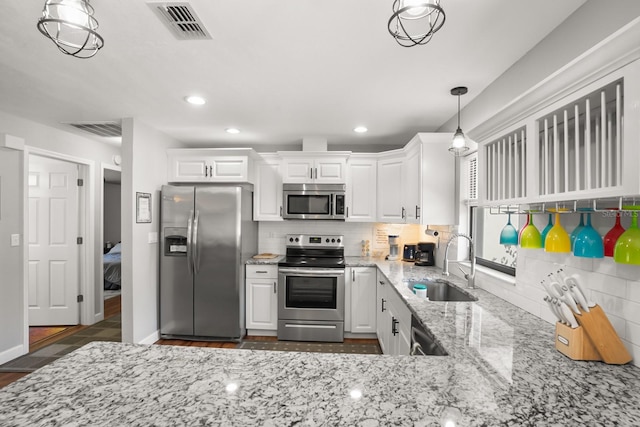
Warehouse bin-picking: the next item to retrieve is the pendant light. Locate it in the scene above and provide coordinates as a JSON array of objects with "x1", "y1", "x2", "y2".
[
  {"x1": 388, "y1": 0, "x2": 446, "y2": 47},
  {"x1": 37, "y1": 0, "x2": 104, "y2": 59},
  {"x1": 449, "y1": 86, "x2": 469, "y2": 156}
]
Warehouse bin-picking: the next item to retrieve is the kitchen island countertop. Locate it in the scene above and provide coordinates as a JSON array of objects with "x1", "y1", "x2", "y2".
[{"x1": 1, "y1": 258, "x2": 639, "y2": 426}]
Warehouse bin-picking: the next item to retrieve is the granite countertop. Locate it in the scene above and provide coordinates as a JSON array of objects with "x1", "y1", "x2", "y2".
[{"x1": 1, "y1": 258, "x2": 639, "y2": 425}]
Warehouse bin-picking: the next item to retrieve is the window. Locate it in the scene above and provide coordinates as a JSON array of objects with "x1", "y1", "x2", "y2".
[{"x1": 470, "y1": 207, "x2": 518, "y2": 276}]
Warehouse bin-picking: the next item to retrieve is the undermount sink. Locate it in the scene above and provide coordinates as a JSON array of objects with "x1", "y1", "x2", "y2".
[{"x1": 405, "y1": 279, "x2": 478, "y2": 302}]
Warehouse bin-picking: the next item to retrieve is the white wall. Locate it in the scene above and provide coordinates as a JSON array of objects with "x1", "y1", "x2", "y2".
[
  {"x1": 0, "y1": 147, "x2": 25, "y2": 364},
  {"x1": 104, "y1": 182, "x2": 121, "y2": 245},
  {"x1": 120, "y1": 118, "x2": 182, "y2": 344}
]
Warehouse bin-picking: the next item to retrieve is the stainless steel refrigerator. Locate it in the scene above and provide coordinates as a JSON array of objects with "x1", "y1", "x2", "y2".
[{"x1": 160, "y1": 184, "x2": 257, "y2": 340}]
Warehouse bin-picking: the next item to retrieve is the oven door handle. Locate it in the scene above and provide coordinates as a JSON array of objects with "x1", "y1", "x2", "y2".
[{"x1": 279, "y1": 268, "x2": 345, "y2": 276}]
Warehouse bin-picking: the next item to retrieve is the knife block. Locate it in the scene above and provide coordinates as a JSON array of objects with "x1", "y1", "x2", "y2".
[{"x1": 554, "y1": 322, "x2": 601, "y2": 361}]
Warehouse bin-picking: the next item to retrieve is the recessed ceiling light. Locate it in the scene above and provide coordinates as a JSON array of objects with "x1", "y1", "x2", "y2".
[
  {"x1": 185, "y1": 95, "x2": 206, "y2": 105},
  {"x1": 354, "y1": 126, "x2": 368, "y2": 133},
  {"x1": 226, "y1": 128, "x2": 240, "y2": 134}
]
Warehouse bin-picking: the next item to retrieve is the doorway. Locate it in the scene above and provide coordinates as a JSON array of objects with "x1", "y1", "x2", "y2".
[
  {"x1": 27, "y1": 154, "x2": 82, "y2": 327},
  {"x1": 102, "y1": 167, "x2": 122, "y2": 320}
]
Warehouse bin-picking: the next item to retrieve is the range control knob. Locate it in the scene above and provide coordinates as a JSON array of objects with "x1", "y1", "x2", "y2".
[
  {"x1": 289, "y1": 237, "x2": 294, "y2": 242},
  {"x1": 337, "y1": 238, "x2": 341, "y2": 243},
  {"x1": 326, "y1": 238, "x2": 330, "y2": 243},
  {"x1": 331, "y1": 238, "x2": 336, "y2": 243},
  {"x1": 295, "y1": 237, "x2": 299, "y2": 242}
]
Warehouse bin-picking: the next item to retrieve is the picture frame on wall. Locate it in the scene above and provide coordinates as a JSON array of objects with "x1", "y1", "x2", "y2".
[{"x1": 136, "y1": 192, "x2": 152, "y2": 223}]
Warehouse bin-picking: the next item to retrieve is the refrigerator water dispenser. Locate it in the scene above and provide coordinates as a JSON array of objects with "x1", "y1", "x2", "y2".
[{"x1": 164, "y1": 228, "x2": 187, "y2": 256}]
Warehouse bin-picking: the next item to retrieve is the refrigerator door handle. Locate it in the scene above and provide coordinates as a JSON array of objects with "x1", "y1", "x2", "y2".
[
  {"x1": 193, "y1": 210, "x2": 201, "y2": 274},
  {"x1": 186, "y1": 210, "x2": 194, "y2": 276}
]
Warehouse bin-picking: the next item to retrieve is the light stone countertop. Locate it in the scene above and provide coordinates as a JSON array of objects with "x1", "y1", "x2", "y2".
[{"x1": 1, "y1": 257, "x2": 639, "y2": 426}]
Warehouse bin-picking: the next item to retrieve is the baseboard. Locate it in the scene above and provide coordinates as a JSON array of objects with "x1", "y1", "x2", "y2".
[
  {"x1": 0, "y1": 344, "x2": 27, "y2": 365},
  {"x1": 246, "y1": 329, "x2": 277, "y2": 337},
  {"x1": 138, "y1": 329, "x2": 160, "y2": 345},
  {"x1": 345, "y1": 332, "x2": 377, "y2": 339}
]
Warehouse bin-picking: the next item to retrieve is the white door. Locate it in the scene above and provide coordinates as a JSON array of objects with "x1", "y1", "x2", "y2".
[{"x1": 28, "y1": 155, "x2": 80, "y2": 326}]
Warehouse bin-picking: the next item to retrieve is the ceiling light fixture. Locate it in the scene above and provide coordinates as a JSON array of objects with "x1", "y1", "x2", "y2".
[
  {"x1": 449, "y1": 86, "x2": 469, "y2": 156},
  {"x1": 185, "y1": 96, "x2": 206, "y2": 105},
  {"x1": 225, "y1": 128, "x2": 240, "y2": 134},
  {"x1": 353, "y1": 126, "x2": 368, "y2": 133},
  {"x1": 388, "y1": 0, "x2": 446, "y2": 47},
  {"x1": 37, "y1": 0, "x2": 104, "y2": 59}
]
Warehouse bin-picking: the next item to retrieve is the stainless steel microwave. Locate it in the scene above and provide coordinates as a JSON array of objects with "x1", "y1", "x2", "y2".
[{"x1": 283, "y1": 183, "x2": 346, "y2": 220}]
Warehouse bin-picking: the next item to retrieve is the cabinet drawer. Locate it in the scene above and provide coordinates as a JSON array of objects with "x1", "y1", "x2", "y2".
[{"x1": 246, "y1": 265, "x2": 278, "y2": 278}]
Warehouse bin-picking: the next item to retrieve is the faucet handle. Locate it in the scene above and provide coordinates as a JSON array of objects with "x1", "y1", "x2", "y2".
[{"x1": 457, "y1": 266, "x2": 468, "y2": 279}]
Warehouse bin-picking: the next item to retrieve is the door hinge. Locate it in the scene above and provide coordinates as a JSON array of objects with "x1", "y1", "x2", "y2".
[
  {"x1": 77, "y1": 178, "x2": 84, "y2": 186},
  {"x1": 77, "y1": 295, "x2": 84, "y2": 303},
  {"x1": 77, "y1": 237, "x2": 83, "y2": 244}
]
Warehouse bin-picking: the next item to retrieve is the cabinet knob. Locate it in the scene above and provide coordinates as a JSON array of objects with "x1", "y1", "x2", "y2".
[
  {"x1": 381, "y1": 298, "x2": 386, "y2": 312},
  {"x1": 273, "y1": 282, "x2": 277, "y2": 294},
  {"x1": 392, "y1": 317, "x2": 399, "y2": 335}
]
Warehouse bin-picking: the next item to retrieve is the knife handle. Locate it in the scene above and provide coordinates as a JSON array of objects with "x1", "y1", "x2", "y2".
[
  {"x1": 560, "y1": 285, "x2": 581, "y2": 314},
  {"x1": 559, "y1": 302, "x2": 579, "y2": 328}
]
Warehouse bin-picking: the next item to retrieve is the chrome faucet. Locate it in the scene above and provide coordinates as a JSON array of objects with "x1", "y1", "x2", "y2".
[{"x1": 442, "y1": 233, "x2": 476, "y2": 289}]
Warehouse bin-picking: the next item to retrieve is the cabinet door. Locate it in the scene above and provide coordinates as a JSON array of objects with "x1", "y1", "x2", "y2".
[
  {"x1": 169, "y1": 157, "x2": 208, "y2": 182},
  {"x1": 377, "y1": 157, "x2": 404, "y2": 222},
  {"x1": 315, "y1": 158, "x2": 346, "y2": 183},
  {"x1": 350, "y1": 267, "x2": 377, "y2": 333},
  {"x1": 376, "y1": 277, "x2": 387, "y2": 354},
  {"x1": 254, "y1": 159, "x2": 283, "y2": 221},
  {"x1": 387, "y1": 288, "x2": 412, "y2": 356},
  {"x1": 209, "y1": 157, "x2": 249, "y2": 182},
  {"x1": 403, "y1": 146, "x2": 421, "y2": 224},
  {"x1": 346, "y1": 158, "x2": 377, "y2": 222},
  {"x1": 282, "y1": 158, "x2": 314, "y2": 183},
  {"x1": 246, "y1": 279, "x2": 278, "y2": 330}
]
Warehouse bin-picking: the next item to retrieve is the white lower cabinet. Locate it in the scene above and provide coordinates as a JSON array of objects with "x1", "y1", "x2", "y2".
[
  {"x1": 349, "y1": 267, "x2": 377, "y2": 334},
  {"x1": 376, "y1": 271, "x2": 411, "y2": 355},
  {"x1": 245, "y1": 265, "x2": 278, "y2": 331}
]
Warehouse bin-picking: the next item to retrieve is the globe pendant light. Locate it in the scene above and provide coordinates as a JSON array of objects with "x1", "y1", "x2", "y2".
[
  {"x1": 37, "y1": 0, "x2": 104, "y2": 59},
  {"x1": 388, "y1": 0, "x2": 446, "y2": 47},
  {"x1": 449, "y1": 86, "x2": 469, "y2": 156}
]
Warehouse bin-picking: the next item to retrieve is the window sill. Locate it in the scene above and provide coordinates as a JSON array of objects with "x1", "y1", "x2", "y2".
[{"x1": 457, "y1": 261, "x2": 517, "y2": 286}]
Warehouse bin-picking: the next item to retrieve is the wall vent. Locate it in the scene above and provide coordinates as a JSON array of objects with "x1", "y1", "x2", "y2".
[
  {"x1": 150, "y1": 2, "x2": 212, "y2": 40},
  {"x1": 66, "y1": 121, "x2": 122, "y2": 138}
]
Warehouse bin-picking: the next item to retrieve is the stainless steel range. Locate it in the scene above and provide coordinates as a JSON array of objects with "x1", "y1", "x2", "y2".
[{"x1": 277, "y1": 234, "x2": 345, "y2": 343}]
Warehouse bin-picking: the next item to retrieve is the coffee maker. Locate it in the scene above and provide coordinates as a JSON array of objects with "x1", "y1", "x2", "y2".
[
  {"x1": 387, "y1": 235, "x2": 400, "y2": 261},
  {"x1": 415, "y1": 242, "x2": 436, "y2": 266}
]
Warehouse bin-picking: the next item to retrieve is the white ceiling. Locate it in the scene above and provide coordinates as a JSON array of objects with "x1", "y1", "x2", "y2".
[{"x1": 0, "y1": 0, "x2": 586, "y2": 150}]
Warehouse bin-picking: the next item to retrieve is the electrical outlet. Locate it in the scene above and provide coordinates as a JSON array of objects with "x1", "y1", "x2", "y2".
[{"x1": 10, "y1": 234, "x2": 20, "y2": 247}]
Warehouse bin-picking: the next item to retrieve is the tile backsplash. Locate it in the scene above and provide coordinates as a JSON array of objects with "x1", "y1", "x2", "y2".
[
  {"x1": 476, "y1": 248, "x2": 640, "y2": 367},
  {"x1": 258, "y1": 221, "x2": 443, "y2": 258}
]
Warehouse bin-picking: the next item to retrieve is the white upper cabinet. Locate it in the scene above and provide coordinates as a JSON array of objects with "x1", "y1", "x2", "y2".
[
  {"x1": 377, "y1": 153, "x2": 404, "y2": 222},
  {"x1": 417, "y1": 133, "x2": 456, "y2": 225},
  {"x1": 254, "y1": 154, "x2": 283, "y2": 221},
  {"x1": 167, "y1": 148, "x2": 255, "y2": 183},
  {"x1": 280, "y1": 153, "x2": 348, "y2": 183},
  {"x1": 376, "y1": 134, "x2": 455, "y2": 225},
  {"x1": 346, "y1": 155, "x2": 377, "y2": 222},
  {"x1": 403, "y1": 143, "x2": 421, "y2": 224}
]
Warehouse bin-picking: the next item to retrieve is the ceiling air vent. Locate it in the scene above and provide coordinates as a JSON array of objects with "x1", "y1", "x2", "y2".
[
  {"x1": 66, "y1": 121, "x2": 122, "y2": 138},
  {"x1": 150, "y1": 2, "x2": 212, "y2": 40}
]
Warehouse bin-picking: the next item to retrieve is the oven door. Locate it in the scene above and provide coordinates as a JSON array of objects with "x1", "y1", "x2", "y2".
[{"x1": 278, "y1": 268, "x2": 345, "y2": 322}]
